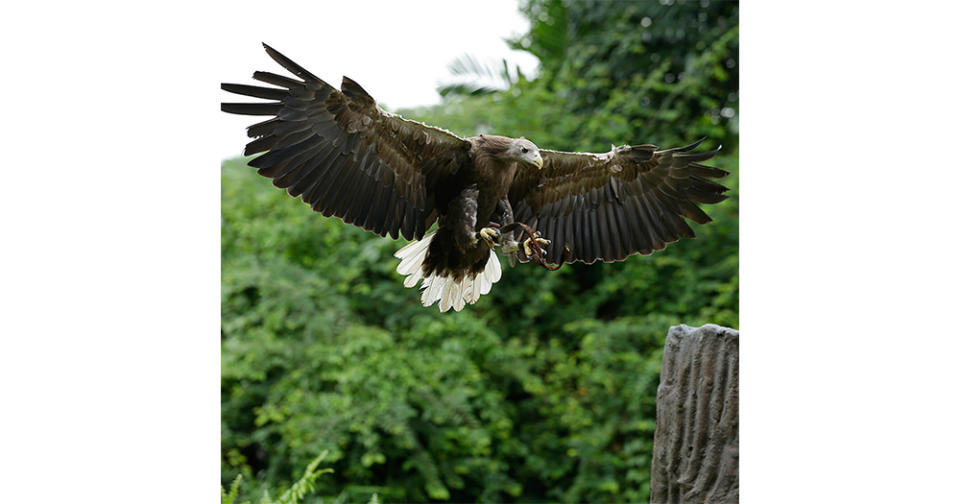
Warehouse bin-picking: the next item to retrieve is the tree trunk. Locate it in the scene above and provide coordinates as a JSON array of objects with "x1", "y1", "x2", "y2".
[{"x1": 650, "y1": 324, "x2": 739, "y2": 504}]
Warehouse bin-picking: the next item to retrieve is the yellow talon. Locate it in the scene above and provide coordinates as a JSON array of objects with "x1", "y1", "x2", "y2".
[
  {"x1": 522, "y1": 235, "x2": 551, "y2": 256},
  {"x1": 478, "y1": 227, "x2": 501, "y2": 248}
]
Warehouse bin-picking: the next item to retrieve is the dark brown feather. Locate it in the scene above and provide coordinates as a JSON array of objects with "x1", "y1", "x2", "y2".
[
  {"x1": 220, "y1": 83, "x2": 287, "y2": 101},
  {"x1": 221, "y1": 102, "x2": 282, "y2": 116},
  {"x1": 252, "y1": 71, "x2": 304, "y2": 89},
  {"x1": 341, "y1": 76, "x2": 376, "y2": 107}
]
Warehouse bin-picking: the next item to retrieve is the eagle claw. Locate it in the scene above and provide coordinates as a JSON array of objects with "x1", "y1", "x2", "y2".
[
  {"x1": 522, "y1": 232, "x2": 551, "y2": 257},
  {"x1": 477, "y1": 226, "x2": 502, "y2": 248}
]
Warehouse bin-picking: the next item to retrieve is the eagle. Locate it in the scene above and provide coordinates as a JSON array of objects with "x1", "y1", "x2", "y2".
[{"x1": 222, "y1": 44, "x2": 730, "y2": 312}]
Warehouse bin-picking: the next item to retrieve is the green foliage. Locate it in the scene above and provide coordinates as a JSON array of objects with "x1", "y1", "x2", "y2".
[
  {"x1": 222, "y1": 1, "x2": 737, "y2": 502},
  {"x1": 428, "y1": 0, "x2": 738, "y2": 153},
  {"x1": 222, "y1": 452, "x2": 336, "y2": 504},
  {"x1": 222, "y1": 473, "x2": 244, "y2": 504},
  {"x1": 438, "y1": 54, "x2": 525, "y2": 98}
]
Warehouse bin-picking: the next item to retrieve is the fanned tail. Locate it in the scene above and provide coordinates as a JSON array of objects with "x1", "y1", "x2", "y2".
[{"x1": 394, "y1": 232, "x2": 502, "y2": 312}]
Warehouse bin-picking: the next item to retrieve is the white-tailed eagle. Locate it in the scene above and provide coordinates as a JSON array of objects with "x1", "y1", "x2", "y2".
[{"x1": 222, "y1": 44, "x2": 730, "y2": 312}]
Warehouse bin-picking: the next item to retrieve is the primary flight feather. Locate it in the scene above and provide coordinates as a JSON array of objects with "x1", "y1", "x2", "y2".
[{"x1": 222, "y1": 44, "x2": 730, "y2": 312}]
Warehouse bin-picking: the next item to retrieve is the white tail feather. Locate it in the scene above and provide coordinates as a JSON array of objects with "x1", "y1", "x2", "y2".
[
  {"x1": 470, "y1": 274, "x2": 482, "y2": 303},
  {"x1": 403, "y1": 267, "x2": 423, "y2": 288},
  {"x1": 395, "y1": 232, "x2": 503, "y2": 312},
  {"x1": 453, "y1": 279, "x2": 466, "y2": 312},
  {"x1": 479, "y1": 271, "x2": 492, "y2": 295},
  {"x1": 485, "y1": 251, "x2": 502, "y2": 282}
]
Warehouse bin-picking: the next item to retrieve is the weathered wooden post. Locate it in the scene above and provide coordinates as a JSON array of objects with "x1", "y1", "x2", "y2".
[{"x1": 650, "y1": 324, "x2": 739, "y2": 504}]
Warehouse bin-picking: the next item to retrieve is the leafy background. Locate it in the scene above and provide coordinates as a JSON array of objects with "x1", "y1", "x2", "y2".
[{"x1": 222, "y1": 0, "x2": 738, "y2": 502}]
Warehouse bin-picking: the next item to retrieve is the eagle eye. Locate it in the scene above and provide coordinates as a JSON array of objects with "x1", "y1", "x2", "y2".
[{"x1": 521, "y1": 147, "x2": 529, "y2": 153}]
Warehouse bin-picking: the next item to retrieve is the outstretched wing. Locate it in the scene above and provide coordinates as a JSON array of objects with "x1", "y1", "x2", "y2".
[
  {"x1": 222, "y1": 44, "x2": 472, "y2": 240},
  {"x1": 508, "y1": 139, "x2": 729, "y2": 264}
]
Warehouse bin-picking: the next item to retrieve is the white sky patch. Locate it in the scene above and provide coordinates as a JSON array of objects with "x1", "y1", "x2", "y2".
[{"x1": 218, "y1": 0, "x2": 539, "y2": 159}]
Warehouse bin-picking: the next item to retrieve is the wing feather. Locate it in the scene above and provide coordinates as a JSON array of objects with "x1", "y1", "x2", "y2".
[
  {"x1": 509, "y1": 140, "x2": 729, "y2": 264},
  {"x1": 550, "y1": 216, "x2": 566, "y2": 265},
  {"x1": 222, "y1": 44, "x2": 471, "y2": 240},
  {"x1": 220, "y1": 83, "x2": 288, "y2": 101}
]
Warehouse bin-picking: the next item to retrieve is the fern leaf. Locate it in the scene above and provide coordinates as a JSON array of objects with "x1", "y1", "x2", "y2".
[
  {"x1": 277, "y1": 451, "x2": 333, "y2": 504},
  {"x1": 222, "y1": 474, "x2": 243, "y2": 504}
]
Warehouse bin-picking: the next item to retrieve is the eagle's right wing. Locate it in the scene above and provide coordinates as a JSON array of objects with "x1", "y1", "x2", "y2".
[
  {"x1": 222, "y1": 44, "x2": 472, "y2": 240},
  {"x1": 508, "y1": 140, "x2": 729, "y2": 264}
]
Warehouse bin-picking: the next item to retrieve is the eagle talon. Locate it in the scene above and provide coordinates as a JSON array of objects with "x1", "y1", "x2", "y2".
[
  {"x1": 522, "y1": 235, "x2": 551, "y2": 257},
  {"x1": 478, "y1": 226, "x2": 502, "y2": 248}
]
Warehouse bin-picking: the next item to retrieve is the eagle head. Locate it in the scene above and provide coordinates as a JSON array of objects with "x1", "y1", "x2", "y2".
[{"x1": 509, "y1": 137, "x2": 543, "y2": 170}]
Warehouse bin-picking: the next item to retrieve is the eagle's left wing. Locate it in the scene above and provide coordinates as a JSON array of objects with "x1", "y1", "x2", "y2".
[
  {"x1": 222, "y1": 44, "x2": 472, "y2": 241},
  {"x1": 507, "y1": 139, "x2": 729, "y2": 265}
]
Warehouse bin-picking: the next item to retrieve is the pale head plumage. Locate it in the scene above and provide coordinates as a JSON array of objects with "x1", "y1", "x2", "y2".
[{"x1": 506, "y1": 137, "x2": 543, "y2": 169}]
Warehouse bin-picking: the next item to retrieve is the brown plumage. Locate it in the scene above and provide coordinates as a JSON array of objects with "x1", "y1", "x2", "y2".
[{"x1": 222, "y1": 44, "x2": 730, "y2": 311}]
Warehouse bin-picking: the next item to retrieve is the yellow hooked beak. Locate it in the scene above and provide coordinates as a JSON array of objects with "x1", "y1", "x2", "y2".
[{"x1": 532, "y1": 154, "x2": 543, "y2": 170}]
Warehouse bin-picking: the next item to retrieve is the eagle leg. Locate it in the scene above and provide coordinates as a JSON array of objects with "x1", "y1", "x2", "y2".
[
  {"x1": 490, "y1": 198, "x2": 519, "y2": 255},
  {"x1": 501, "y1": 222, "x2": 567, "y2": 271}
]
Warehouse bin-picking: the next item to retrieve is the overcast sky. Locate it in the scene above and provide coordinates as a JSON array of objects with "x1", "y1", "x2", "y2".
[{"x1": 218, "y1": 0, "x2": 539, "y2": 159}]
